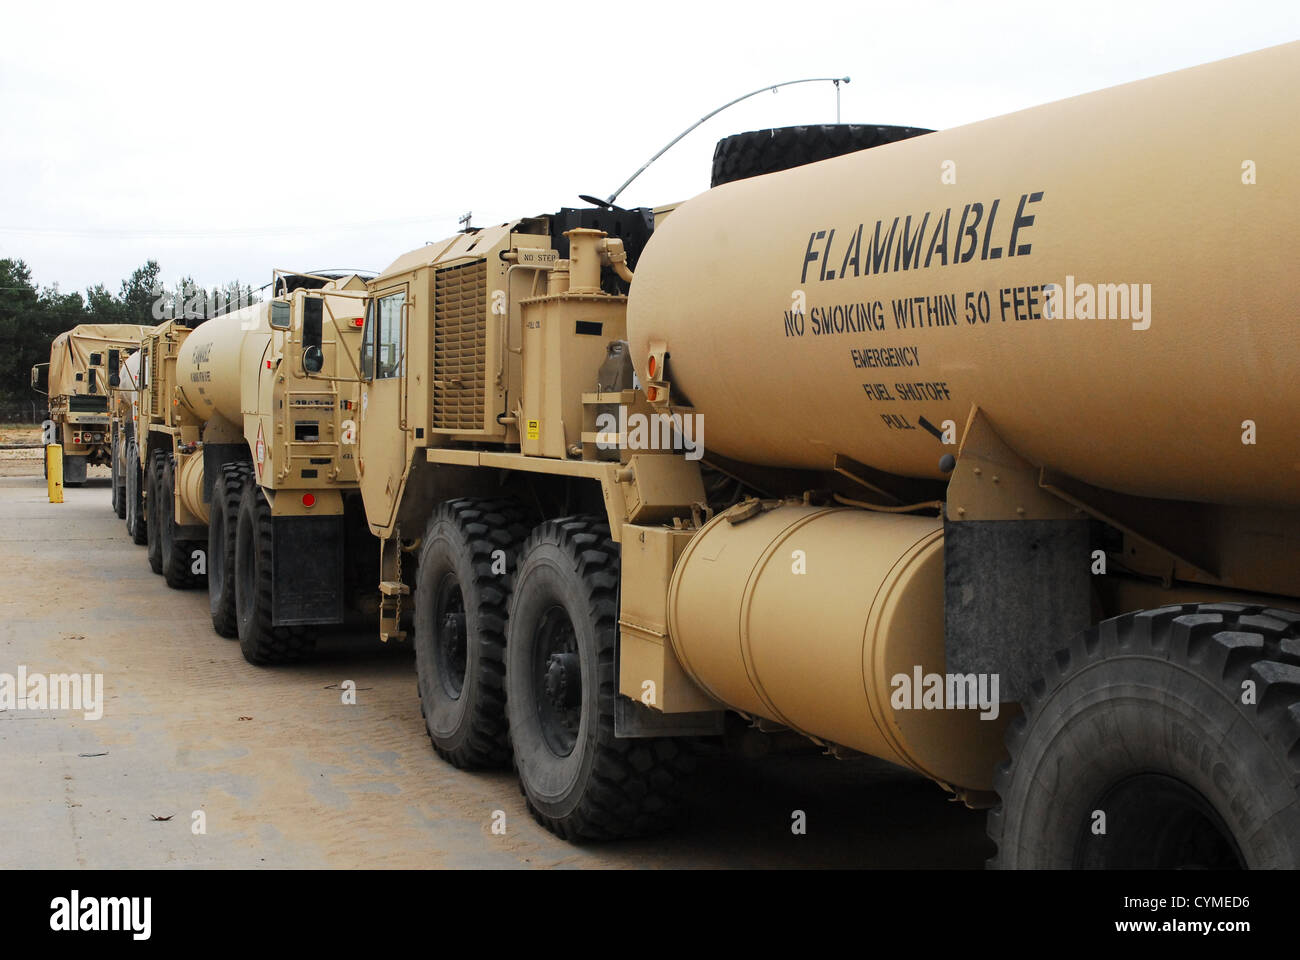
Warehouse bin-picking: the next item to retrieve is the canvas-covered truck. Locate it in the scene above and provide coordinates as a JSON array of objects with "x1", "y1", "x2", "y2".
[
  {"x1": 127, "y1": 272, "x2": 376, "y2": 663},
  {"x1": 298, "y1": 40, "x2": 1300, "y2": 866},
  {"x1": 31, "y1": 323, "x2": 150, "y2": 486}
]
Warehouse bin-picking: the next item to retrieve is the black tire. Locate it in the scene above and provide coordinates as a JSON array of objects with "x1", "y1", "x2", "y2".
[
  {"x1": 234, "y1": 479, "x2": 312, "y2": 665},
  {"x1": 126, "y1": 439, "x2": 147, "y2": 545},
  {"x1": 710, "y1": 123, "x2": 932, "y2": 188},
  {"x1": 505, "y1": 517, "x2": 693, "y2": 840},
  {"x1": 413, "y1": 498, "x2": 532, "y2": 769},
  {"x1": 110, "y1": 430, "x2": 123, "y2": 517},
  {"x1": 160, "y1": 455, "x2": 204, "y2": 589},
  {"x1": 145, "y1": 450, "x2": 165, "y2": 575},
  {"x1": 989, "y1": 603, "x2": 1300, "y2": 869},
  {"x1": 209, "y1": 462, "x2": 250, "y2": 638}
]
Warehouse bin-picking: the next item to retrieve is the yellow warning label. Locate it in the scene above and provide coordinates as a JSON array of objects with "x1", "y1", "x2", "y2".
[{"x1": 526, "y1": 419, "x2": 540, "y2": 440}]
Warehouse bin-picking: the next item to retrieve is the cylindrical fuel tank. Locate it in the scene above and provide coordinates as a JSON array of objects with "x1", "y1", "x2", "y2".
[
  {"x1": 119, "y1": 348, "x2": 143, "y2": 401},
  {"x1": 666, "y1": 502, "x2": 1011, "y2": 791},
  {"x1": 177, "y1": 452, "x2": 207, "y2": 525},
  {"x1": 628, "y1": 41, "x2": 1300, "y2": 508},
  {"x1": 174, "y1": 302, "x2": 269, "y2": 425}
]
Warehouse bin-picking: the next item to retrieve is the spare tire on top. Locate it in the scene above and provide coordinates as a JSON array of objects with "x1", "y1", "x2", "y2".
[{"x1": 710, "y1": 123, "x2": 933, "y2": 188}]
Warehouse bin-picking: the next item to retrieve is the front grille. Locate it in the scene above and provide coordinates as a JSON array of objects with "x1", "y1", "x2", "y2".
[
  {"x1": 148, "y1": 346, "x2": 162, "y2": 418},
  {"x1": 69, "y1": 394, "x2": 108, "y2": 413},
  {"x1": 432, "y1": 261, "x2": 487, "y2": 431}
]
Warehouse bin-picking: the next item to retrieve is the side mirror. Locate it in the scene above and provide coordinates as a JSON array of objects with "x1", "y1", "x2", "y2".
[
  {"x1": 270, "y1": 299, "x2": 291, "y2": 330},
  {"x1": 108, "y1": 349, "x2": 121, "y2": 388},
  {"x1": 30, "y1": 364, "x2": 48, "y2": 390},
  {"x1": 303, "y1": 344, "x2": 324, "y2": 374},
  {"x1": 302, "y1": 297, "x2": 324, "y2": 374}
]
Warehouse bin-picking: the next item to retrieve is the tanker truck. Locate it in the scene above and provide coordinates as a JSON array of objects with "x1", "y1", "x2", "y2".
[
  {"x1": 31, "y1": 324, "x2": 150, "y2": 487},
  {"x1": 109, "y1": 346, "x2": 148, "y2": 520},
  {"x1": 296, "y1": 40, "x2": 1297, "y2": 866},
  {"x1": 128, "y1": 272, "x2": 376, "y2": 664}
]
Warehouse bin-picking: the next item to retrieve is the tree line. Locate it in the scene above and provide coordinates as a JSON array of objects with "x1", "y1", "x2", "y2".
[{"x1": 0, "y1": 258, "x2": 257, "y2": 422}]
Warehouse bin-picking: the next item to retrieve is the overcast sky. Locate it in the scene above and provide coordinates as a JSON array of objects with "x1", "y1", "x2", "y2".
[{"x1": 2, "y1": 0, "x2": 1297, "y2": 294}]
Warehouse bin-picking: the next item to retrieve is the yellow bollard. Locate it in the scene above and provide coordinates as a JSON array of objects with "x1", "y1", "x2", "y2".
[{"x1": 46, "y1": 444, "x2": 64, "y2": 503}]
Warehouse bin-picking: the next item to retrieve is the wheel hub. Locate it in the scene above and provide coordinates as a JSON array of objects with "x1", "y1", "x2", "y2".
[
  {"x1": 544, "y1": 652, "x2": 581, "y2": 711},
  {"x1": 440, "y1": 611, "x2": 466, "y2": 651},
  {"x1": 533, "y1": 606, "x2": 582, "y2": 757},
  {"x1": 434, "y1": 580, "x2": 468, "y2": 698}
]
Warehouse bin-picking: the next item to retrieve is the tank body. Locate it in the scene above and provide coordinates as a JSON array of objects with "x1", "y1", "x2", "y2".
[
  {"x1": 173, "y1": 302, "x2": 269, "y2": 426},
  {"x1": 628, "y1": 41, "x2": 1300, "y2": 507}
]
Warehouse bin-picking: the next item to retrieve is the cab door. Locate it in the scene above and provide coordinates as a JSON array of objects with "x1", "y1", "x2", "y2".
[{"x1": 357, "y1": 281, "x2": 410, "y2": 536}]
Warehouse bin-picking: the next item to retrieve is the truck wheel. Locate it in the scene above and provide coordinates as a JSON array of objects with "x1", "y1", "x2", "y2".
[
  {"x1": 234, "y1": 479, "x2": 312, "y2": 665},
  {"x1": 146, "y1": 450, "x2": 166, "y2": 575},
  {"x1": 413, "y1": 498, "x2": 532, "y2": 769},
  {"x1": 505, "y1": 517, "x2": 693, "y2": 840},
  {"x1": 209, "y1": 463, "x2": 249, "y2": 638},
  {"x1": 126, "y1": 440, "x2": 147, "y2": 545},
  {"x1": 989, "y1": 603, "x2": 1300, "y2": 869},
  {"x1": 710, "y1": 123, "x2": 932, "y2": 188},
  {"x1": 160, "y1": 455, "x2": 203, "y2": 589}
]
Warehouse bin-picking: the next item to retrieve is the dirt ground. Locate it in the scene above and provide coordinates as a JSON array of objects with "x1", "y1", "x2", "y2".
[
  {"x1": 0, "y1": 456, "x2": 991, "y2": 868},
  {"x1": 0, "y1": 424, "x2": 41, "y2": 441}
]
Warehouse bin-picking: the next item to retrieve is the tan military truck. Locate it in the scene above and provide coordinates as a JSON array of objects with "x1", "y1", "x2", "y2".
[
  {"x1": 294, "y1": 40, "x2": 1300, "y2": 866},
  {"x1": 113, "y1": 41, "x2": 1285, "y2": 865},
  {"x1": 31, "y1": 324, "x2": 150, "y2": 487},
  {"x1": 128, "y1": 272, "x2": 375, "y2": 663},
  {"x1": 109, "y1": 346, "x2": 148, "y2": 519}
]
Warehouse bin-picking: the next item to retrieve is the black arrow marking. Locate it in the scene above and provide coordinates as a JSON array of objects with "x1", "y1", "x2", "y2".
[{"x1": 918, "y1": 415, "x2": 944, "y2": 442}]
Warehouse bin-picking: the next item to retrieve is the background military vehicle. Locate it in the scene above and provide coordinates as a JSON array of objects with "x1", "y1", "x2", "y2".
[
  {"x1": 127, "y1": 273, "x2": 375, "y2": 664},
  {"x1": 31, "y1": 323, "x2": 149, "y2": 486}
]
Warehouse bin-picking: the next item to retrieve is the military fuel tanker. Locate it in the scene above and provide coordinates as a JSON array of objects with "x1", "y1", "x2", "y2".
[
  {"x1": 126, "y1": 272, "x2": 378, "y2": 664},
  {"x1": 617, "y1": 41, "x2": 1300, "y2": 867},
  {"x1": 101, "y1": 39, "x2": 1300, "y2": 867},
  {"x1": 271, "y1": 40, "x2": 1293, "y2": 864},
  {"x1": 110, "y1": 346, "x2": 147, "y2": 519}
]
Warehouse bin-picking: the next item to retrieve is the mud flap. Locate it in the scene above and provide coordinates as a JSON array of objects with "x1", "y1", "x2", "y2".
[
  {"x1": 944, "y1": 517, "x2": 1091, "y2": 701},
  {"x1": 63, "y1": 455, "x2": 87, "y2": 485},
  {"x1": 272, "y1": 515, "x2": 344, "y2": 626},
  {"x1": 203, "y1": 443, "x2": 247, "y2": 505}
]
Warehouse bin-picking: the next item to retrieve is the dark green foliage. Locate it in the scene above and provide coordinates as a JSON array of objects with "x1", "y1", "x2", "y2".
[{"x1": 0, "y1": 257, "x2": 257, "y2": 421}]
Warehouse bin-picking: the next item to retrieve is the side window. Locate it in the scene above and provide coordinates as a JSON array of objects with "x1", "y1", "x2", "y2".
[
  {"x1": 375, "y1": 291, "x2": 406, "y2": 380},
  {"x1": 359, "y1": 300, "x2": 375, "y2": 381}
]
